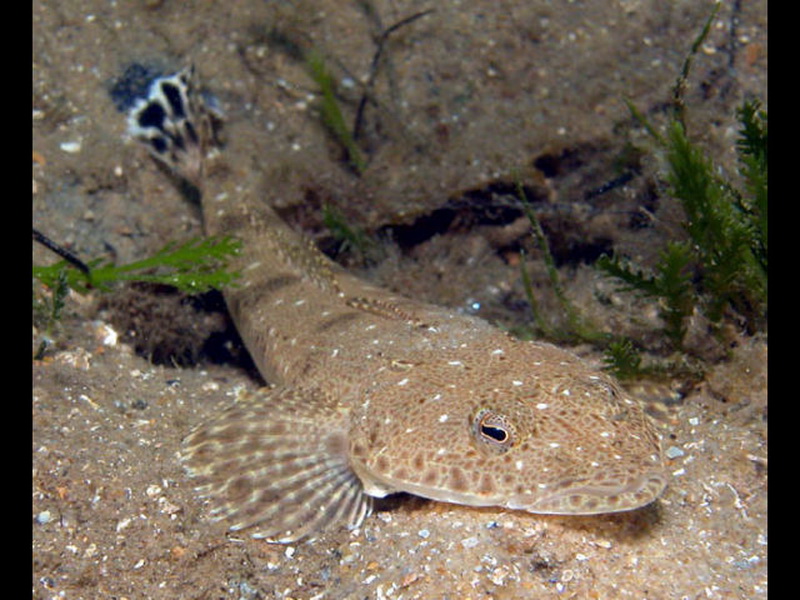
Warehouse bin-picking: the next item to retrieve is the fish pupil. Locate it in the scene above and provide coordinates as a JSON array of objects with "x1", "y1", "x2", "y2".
[{"x1": 480, "y1": 424, "x2": 508, "y2": 443}]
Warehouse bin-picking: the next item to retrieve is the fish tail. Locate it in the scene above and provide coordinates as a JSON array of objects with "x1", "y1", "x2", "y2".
[{"x1": 125, "y1": 65, "x2": 221, "y2": 187}]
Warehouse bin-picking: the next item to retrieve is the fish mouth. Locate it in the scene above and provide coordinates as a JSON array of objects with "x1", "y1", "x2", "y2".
[{"x1": 507, "y1": 471, "x2": 668, "y2": 515}]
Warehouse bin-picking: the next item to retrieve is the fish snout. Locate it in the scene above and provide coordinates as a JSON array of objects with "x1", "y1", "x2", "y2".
[{"x1": 508, "y1": 469, "x2": 667, "y2": 515}]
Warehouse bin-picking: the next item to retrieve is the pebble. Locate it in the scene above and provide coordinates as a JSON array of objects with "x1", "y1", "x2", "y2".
[
  {"x1": 488, "y1": 565, "x2": 511, "y2": 585},
  {"x1": 60, "y1": 140, "x2": 82, "y2": 153},
  {"x1": 666, "y1": 446, "x2": 685, "y2": 459},
  {"x1": 54, "y1": 348, "x2": 93, "y2": 370},
  {"x1": 92, "y1": 321, "x2": 119, "y2": 346}
]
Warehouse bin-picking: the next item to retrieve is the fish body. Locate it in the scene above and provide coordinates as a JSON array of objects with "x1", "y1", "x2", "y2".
[{"x1": 127, "y1": 67, "x2": 665, "y2": 542}]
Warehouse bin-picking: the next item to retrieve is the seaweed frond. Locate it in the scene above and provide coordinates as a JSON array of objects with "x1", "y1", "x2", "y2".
[
  {"x1": 598, "y1": 2, "x2": 767, "y2": 354},
  {"x1": 667, "y1": 120, "x2": 766, "y2": 325},
  {"x1": 598, "y1": 241, "x2": 694, "y2": 348},
  {"x1": 34, "y1": 235, "x2": 241, "y2": 297},
  {"x1": 322, "y1": 201, "x2": 384, "y2": 264},
  {"x1": 306, "y1": 49, "x2": 367, "y2": 175},
  {"x1": 33, "y1": 267, "x2": 71, "y2": 359},
  {"x1": 516, "y1": 179, "x2": 605, "y2": 343},
  {"x1": 603, "y1": 338, "x2": 643, "y2": 380},
  {"x1": 600, "y1": 97, "x2": 768, "y2": 349},
  {"x1": 734, "y1": 99, "x2": 768, "y2": 274}
]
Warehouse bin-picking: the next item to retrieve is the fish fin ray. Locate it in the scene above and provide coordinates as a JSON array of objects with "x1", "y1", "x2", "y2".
[{"x1": 182, "y1": 386, "x2": 368, "y2": 542}]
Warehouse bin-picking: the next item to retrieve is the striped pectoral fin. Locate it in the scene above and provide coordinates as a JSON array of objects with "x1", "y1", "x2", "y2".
[{"x1": 182, "y1": 386, "x2": 371, "y2": 542}]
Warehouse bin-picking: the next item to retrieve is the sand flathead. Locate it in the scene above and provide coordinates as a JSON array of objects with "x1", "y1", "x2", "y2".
[{"x1": 126, "y1": 67, "x2": 666, "y2": 542}]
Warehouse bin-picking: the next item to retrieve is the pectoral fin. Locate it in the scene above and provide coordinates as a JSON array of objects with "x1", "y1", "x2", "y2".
[{"x1": 182, "y1": 387, "x2": 371, "y2": 542}]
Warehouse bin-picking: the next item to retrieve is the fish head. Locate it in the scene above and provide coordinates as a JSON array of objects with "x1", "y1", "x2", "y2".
[{"x1": 349, "y1": 336, "x2": 666, "y2": 515}]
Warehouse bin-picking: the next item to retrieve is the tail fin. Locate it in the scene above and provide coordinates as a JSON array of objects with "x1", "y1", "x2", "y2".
[{"x1": 126, "y1": 66, "x2": 221, "y2": 185}]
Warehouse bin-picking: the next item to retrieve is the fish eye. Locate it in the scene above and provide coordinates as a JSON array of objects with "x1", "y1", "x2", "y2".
[{"x1": 472, "y1": 409, "x2": 516, "y2": 454}]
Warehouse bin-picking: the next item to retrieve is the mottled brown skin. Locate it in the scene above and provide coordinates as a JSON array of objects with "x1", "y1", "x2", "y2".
[{"x1": 130, "y1": 68, "x2": 666, "y2": 542}]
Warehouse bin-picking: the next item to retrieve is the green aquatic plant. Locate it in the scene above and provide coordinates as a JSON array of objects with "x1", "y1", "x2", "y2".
[
  {"x1": 33, "y1": 267, "x2": 70, "y2": 359},
  {"x1": 516, "y1": 181, "x2": 566, "y2": 339},
  {"x1": 322, "y1": 201, "x2": 384, "y2": 264},
  {"x1": 735, "y1": 101, "x2": 768, "y2": 269},
  {"x1": 668, "y1": 108, "x2": 766, "y2": 325},
  {"x1": 597, "y1": 1, "x2": 766, "y2": 352},
  {"x1": 304, "y1": 10, "x2": 432, "y2": 176},
  {"x1": 515, "y1": 180, "x2": 605, "y2": 344},
  {"x1": 602, "y1": 335, "x2": 703, "y2": 383},
  {"x1": 34, "y1": 235, "x2": 241, "y2": 296},
  {"x1": 33, "y1": 234, "x2": 240, "y2": 358},
  {"x1": 306, "y1": 49, "x2": 367, "y2": 175},
  {"x1": 599, "y1": 99, "x2": 767, "y2": 348},
  {"x1": 602, "y1": 338, "x2": 643, "y2": 380},
  {"x1": 517, "y1": 247, "x2": 550, "y2": 339},
  {"x1": 597, "y1": 241, "x2": 694, "y2": 349}
]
